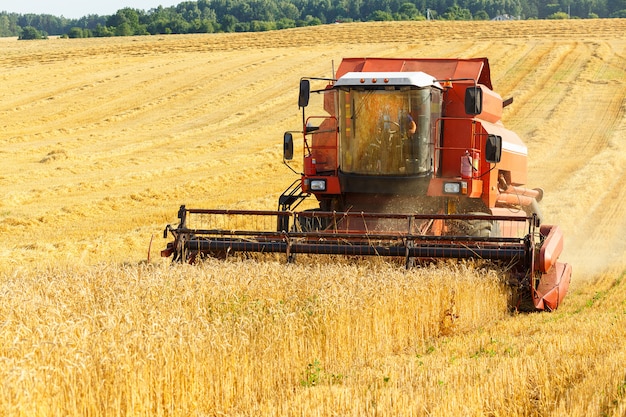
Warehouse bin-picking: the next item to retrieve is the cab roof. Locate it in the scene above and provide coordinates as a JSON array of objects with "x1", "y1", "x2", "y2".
[{"x1": 334, "y1": 71, "x2": 442, "y2": 89}]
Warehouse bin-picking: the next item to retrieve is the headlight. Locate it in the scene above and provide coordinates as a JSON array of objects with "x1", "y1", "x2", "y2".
[
  {"x1": 310, "y1": 179, "x2": 327, "y2": 191},
  {"x1": 443, "y1": 182, "x2": 461, "y2": 194}
]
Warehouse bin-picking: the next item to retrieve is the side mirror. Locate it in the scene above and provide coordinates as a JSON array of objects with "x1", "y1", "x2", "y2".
[
  {"x1": 283, "y1": 132, "x2": 294, "y2": 161},
  {"x1": 298, "y1": 79, "x2": 310, "y2": 108},
  {"x1": 485, "y1": 134, "x2": 502, "y2": 163},
  {"x1": 465, "y1": 86, "x2": 483, "y2": 115}
]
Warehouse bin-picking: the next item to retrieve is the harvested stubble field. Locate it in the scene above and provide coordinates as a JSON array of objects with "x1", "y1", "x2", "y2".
[{"x1": 1, "y1": 18, "x2": 625, "y2": 416}]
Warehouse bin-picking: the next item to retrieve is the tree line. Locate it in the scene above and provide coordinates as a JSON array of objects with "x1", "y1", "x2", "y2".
[{"x1": 2, "y1": 0, "x2": 625, "y2": 39}]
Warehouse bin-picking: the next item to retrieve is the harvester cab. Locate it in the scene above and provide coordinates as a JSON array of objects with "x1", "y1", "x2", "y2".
[{"x1": 162, "y1": 57, "x2": 571, "y2": 312}]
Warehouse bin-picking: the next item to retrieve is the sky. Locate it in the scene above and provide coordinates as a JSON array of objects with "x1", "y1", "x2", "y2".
[{"x1": 0, "y1": 1, "x2": 182, "y2": 19}]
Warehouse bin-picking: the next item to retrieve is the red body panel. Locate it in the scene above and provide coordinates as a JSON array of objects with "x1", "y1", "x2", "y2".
[
  {"x1": 308, "y1": 117, "x2": 338, "y2": 173},
  {"x1": 538, "y1": 224, "x2": 565, "y2": 273},
  {"x1": 439, "y1": 118, "x2": 478, "y2": 178},
  {"x1": 534, "y1": 262, "x2": 572, "y2": 311},
  {"x1": 335, "y1": 58, "x2": 493, "y2": 89}
]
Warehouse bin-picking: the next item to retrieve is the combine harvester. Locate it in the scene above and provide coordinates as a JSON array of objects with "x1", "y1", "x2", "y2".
[{"x1": 162, "y1": 57, "x2": 571, "y2": 311}]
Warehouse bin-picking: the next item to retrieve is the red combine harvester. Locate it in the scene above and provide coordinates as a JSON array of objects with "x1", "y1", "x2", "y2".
[{"x1": 162, "y1": 57, "x2": 571, "y2": 311}]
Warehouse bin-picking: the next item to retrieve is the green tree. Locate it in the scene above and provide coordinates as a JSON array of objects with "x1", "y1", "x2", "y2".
[
  {"x1": 303, "y1": 15, "x2": 323, "y2": 25},
  {"x1": 74, "y1": 14, "x2": 108, "y2": 32},
  {"x1": 607, "y1": 0, "x2": 626, "y2": 14},
  {"x1": 220, "y1": 14, "x2": 238, "y2": 31},
  {"x1": 279, "y1": 1, "x2": 301, "y2": 19},
  {"x1": 93, "y1": 24, "x2": 114, "y2": 37},
  {"x1": 189, "y1": 18, "x2": 216, "y2": 32},
  {"x1": 168, "y1": 15, "x2": 191, "y2": 32},
  {"x1": 368, "y1": 9, "x2": 394, "y2": 19},
  {"x1": 441, "y1": 4, "x2": 473, "y2": 19},
  {"x1": 547, "y1": 10, "x2": 570, "y2": 17},
  {"x1": 250, "y1": 19, "x2": 276, "y2": 30},
  {"x1": 0, "y1": 13, "x2": 20, "y2": 37},
  {"x1": 18, "y1": 26, "x2": 46, "y2": 39},
  {"x1": 276, "y1": 17, "x2": 296, "y2": 28},
  {"x1": 67, "y1": 27, "x2": 86, "y2": 38},
  {"x1": 19, "y1": 14, "x2": 65, "y2": 35},
  {"x1": 115, "y1": 22, "x2": 133, "y2": 36},
  {"x1": 398, "y1": 2, "x2": 421, "y2": 18},
  {"x1": 107, "y1": 8, "x2": 147, "y2": 35}
]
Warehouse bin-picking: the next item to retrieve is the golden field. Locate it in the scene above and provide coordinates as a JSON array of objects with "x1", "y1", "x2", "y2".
[{"x1": 1, "y1": 19, "x2": 625, "y2": 415}]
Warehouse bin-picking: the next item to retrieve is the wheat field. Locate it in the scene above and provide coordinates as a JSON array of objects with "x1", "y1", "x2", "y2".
[{"x1": 1, "y1": 19, "x2": 626, "y2": 416}]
